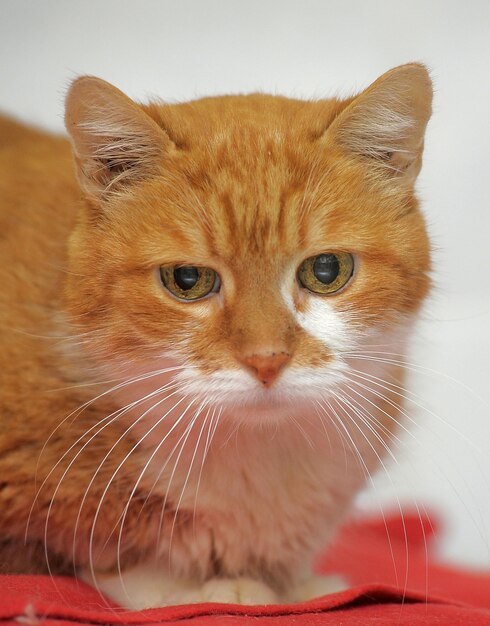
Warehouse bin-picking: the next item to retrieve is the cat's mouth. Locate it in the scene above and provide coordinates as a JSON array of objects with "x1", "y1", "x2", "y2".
[
  {"x1": 204, "y1": 384, "x2": 319, "y2": 422},
  {"x1": 214, "y1": 395, "x2": 308, "y2": 425},
  {"x1": 110, "y1": 354, "x2": 343, "y2": 428}
]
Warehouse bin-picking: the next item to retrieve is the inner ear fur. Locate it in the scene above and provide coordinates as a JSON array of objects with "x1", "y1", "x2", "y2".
[
  {"x1": 324, "y1": 63, "x2": 433, "y2": 183},
  {"x1": 65, "y1": 76, "x2": 175, "y2": 200}
]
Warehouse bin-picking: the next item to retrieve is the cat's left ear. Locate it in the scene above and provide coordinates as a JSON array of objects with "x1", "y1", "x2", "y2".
[
  {"x1": 324, "y1": 63, "x2": 433, "y2": 183},
  {"x1": 65, "y1": 76, "x2": 175, "y2": 201}
]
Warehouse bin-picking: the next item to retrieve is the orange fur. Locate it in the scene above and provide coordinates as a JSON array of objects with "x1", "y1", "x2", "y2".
[{"x1": 0, "y1": 64, "x2": 432, "y2": 605}]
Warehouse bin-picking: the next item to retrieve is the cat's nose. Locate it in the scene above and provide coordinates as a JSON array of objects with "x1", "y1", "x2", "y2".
[{"x1": 240, "y1": 351, "x2": 291, "y2": 387}]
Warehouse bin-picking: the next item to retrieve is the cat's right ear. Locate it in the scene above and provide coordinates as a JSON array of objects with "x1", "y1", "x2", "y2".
[{"x1": 65, "y1": 76, "x2": 175, "y2": 201}]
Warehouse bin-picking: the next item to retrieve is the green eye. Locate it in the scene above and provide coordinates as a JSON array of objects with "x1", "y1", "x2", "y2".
[
  {"x1": 160, "y1": 265, "x2": 220, "y2": 301},
  {"x1": 297, "y1": 253, "x2": 354, "y2": 294}
]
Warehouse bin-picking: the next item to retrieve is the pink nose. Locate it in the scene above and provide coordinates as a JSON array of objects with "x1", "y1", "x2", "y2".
[{"x1": 240, "y1": 352, "x2": 291, "y2": 387}]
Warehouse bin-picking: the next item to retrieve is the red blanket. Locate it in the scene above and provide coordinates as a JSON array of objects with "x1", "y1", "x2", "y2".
[{"x1": 2, "y1": 512, "x2": 489, "y2": 625}]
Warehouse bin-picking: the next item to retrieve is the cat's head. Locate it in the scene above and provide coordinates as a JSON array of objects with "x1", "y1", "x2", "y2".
[{"x1": 64, "y1": 64, "x2": 432, "y2": 422}]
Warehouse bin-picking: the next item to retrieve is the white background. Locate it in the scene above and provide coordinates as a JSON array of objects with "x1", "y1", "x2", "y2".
[{"x1": 1, "y1": 0, "x2": 489, "y2": 567}]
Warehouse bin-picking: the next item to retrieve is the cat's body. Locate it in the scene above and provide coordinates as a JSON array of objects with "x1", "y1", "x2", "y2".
[{"x1": 0, "y1": 65, "x2": 432, "y2": 607}]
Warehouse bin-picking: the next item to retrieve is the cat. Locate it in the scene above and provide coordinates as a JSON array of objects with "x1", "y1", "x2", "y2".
[{"x1": 0, "y1": 63, "x2": 432, "y2": 608}]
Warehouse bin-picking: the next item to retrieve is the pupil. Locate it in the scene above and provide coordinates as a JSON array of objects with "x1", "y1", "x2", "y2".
[
  {"x1": 313, "y1": 254, "x2": 339, "y2": 284},
  {"x1": 174, "y1": 266, "x2": 199, "y2": 290}
]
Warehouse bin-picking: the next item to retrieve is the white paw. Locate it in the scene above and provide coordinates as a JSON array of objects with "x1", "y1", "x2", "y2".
[
  {"x1": 82, "y1": 566, "x2": 278, "y2": 608},
  {"x1": 199, "y1": 577, "x2": 278, "y2": 605},
  {"x1": 81, "y1": 564, "x2": 198, "y2": 609},
  {"x1": 286, "y1": 574, "x2": 347, "y2": 602}
]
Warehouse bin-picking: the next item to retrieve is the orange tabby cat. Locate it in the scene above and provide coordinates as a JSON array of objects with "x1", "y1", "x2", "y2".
[{"x1": 0, "y1": 63, "x2": 432, "y2": 608}]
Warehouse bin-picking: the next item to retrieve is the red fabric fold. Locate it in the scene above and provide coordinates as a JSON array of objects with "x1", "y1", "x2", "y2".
[{"x1": 1, "y1": 512, "x2": 489, "y2": 625}]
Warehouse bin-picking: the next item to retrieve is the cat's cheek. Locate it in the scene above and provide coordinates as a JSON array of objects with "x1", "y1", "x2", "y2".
[{"x1": 107, "y1": 353, "x2": 190, "y2": 423}]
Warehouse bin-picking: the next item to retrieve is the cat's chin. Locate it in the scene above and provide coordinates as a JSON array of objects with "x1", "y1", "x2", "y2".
[{"x1": 219, "y1": 393, "x2": 313, "y2": 424}]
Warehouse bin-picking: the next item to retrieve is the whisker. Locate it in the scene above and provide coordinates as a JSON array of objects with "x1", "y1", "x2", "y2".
[
  {"x1": 334, "y1": 391, "x2": 410, "y2": 602},
  {"x1": 334, "y1": 389, "x2": 401, "y2": 462},
  {"x1": 167, "y1": 401, "x2": 212, "y2": 568},
  {"x1": 110, "y1": 397, "x2": 204, "y2": 579},
  {"x1": 106, "y1": 394, "x2": 199, "y2": 607},
  {"x1": 345, "y1": 366, "x2": 479, "y2": 451},
  {"x1": 344, "y1": 350, "x2": 490, "y2": 410},
  {"x1": 43, "y1": 380, "x2": 181, "y2": 579},
  {"x1": 28, "y1": 369, "x2": 183, "y2": 543},
  {"x1": 343, "y1": 370, "x2": 490, "y2": 565},
  {"x1": 84, "y1": 389, "x2": 191, "y2": 589},
  {"x1": 317, "y1": 396, "x2": 406, "y2": 592},
  {"x1": 157, "y1": 399, "x2": 211, "y2": 571},
  {"x1": 33, "y1": 364, "x2": 187, "y2": 489},
  {"x1": 192, "y1": 405, "x2": 222, "y2": 535},
  {"x1": 288, "y1": 414, "x2": 315, "y2": 448},
  {"x1": 341, "y1": 379, "x2": 412, "y2": 444}
]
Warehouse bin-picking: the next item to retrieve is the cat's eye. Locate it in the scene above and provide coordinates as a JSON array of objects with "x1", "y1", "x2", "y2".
[
  {"x1": 297, "y1": 253, "x2": 354, "y2": 294},
  {"x1": 160, "y1": 265, "x2": 220, "y2": 301}
]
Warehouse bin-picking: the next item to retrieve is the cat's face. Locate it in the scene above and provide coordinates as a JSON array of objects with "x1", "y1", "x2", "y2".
[{"x1": 64, "y1": 65, "x2": 432, "y2": 422}]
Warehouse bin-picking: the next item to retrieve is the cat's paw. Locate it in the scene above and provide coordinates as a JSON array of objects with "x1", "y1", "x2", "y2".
[
  {"x1": 286, "y1": 574, "x2": 347, "y2": 602},
  {"x1": 81, "y1": 564, "x2": 200, "y2": 609},
  {"x1": 198, "y1": 577, "x2": 278, "y2": 605},
  {"x1": 126, "y1": 576, "x2": 278, "y2": 606},
  {"x1": 82, "y1": 566, "x2": 277, "y2": 608}
]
